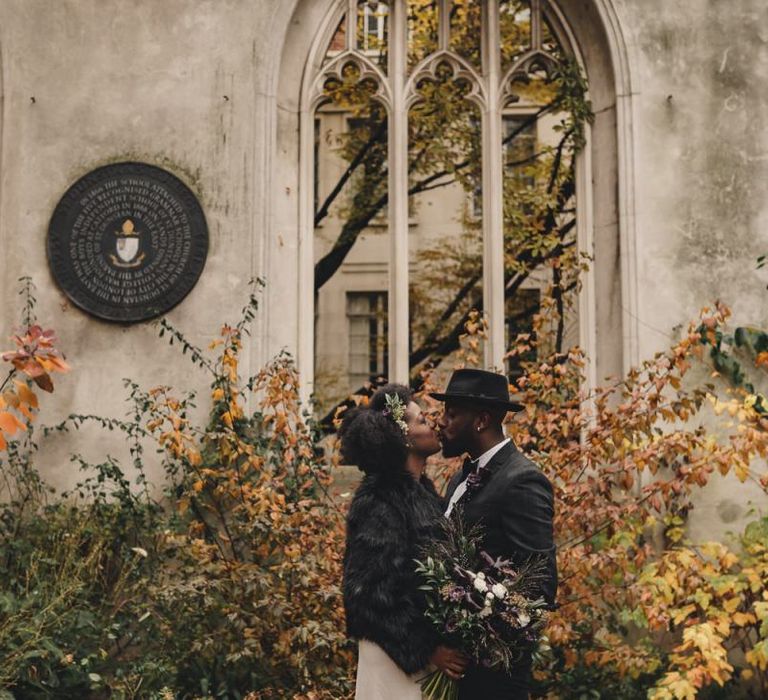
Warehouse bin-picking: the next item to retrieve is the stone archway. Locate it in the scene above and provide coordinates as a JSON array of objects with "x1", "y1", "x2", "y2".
[{"x1": 267, "y1": 0, "x2": 638, "y2": 394}]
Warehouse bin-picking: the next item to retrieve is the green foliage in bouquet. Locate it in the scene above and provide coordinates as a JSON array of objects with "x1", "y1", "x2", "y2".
[{"x1": 415, "y1": 511, "x2": 549, "y2": 700}]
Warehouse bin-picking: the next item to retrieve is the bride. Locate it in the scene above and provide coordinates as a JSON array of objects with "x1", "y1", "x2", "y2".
[{"x1": 340, "y1": 384, "x2": 467, "y2": 699}]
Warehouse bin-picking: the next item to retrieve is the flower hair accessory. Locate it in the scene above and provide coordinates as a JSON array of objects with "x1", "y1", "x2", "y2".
[{"x1": 382, "y1": 393, "x2": 409, "y2": 435}]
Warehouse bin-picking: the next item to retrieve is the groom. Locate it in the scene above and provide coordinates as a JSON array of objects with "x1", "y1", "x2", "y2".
[{"x1": 431, "y1": 368, "x2": 557, "y2": 700}]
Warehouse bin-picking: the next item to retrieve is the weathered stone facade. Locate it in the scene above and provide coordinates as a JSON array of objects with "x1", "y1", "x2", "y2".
[{"x1": 0, "y1": 0, "x2": 765, "y2": 537}]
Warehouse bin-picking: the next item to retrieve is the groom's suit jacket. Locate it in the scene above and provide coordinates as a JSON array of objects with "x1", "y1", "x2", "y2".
[{"x1": 444, "y1": 440, "x2": 556, "y2": 699}]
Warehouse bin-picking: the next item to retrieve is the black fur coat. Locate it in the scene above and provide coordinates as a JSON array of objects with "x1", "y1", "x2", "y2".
[{"x1": 343, "y1": 468, "x2": 445, "y2": 674}]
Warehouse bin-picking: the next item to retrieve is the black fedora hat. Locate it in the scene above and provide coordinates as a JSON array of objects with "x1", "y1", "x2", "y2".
[{"x1": 429, "y1": 368, "x2": 523, "y2": 412}]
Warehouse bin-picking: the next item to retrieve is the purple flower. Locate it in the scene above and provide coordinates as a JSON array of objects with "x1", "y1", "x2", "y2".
[{"x1": 465, "y1": 464, "x2": 491, "y2": 497}]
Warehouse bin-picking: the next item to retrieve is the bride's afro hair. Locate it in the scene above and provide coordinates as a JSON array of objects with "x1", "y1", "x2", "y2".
[{"x1": 339, "y1": 383, "x2": 413, "y2": 475}]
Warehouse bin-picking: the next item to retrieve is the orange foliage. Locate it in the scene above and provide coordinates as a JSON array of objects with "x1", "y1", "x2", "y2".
[
  {"x1": 6, "y1": 295, "x2": 765, "y2": 698},
  {"x1": 143, "y1": 326, "x2": 353, "y2": 697},
  {"x1": 0, "y1": 324, "x2": 69, "y2": 450},
  {"x1": 414, "y1": 302, "x2": 768, "y2": 697},
  {"x1": 508, "y1": 303, "x2": 767, "y2": 697}
]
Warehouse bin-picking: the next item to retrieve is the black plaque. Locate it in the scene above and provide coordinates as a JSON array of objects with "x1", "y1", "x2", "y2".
[{"x1": 47, "y1": 162, "x2": 208, "y2": 322}]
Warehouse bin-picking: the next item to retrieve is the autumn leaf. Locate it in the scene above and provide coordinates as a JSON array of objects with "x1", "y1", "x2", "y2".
[
  {"x1": 0, "y1": 410, "x2": 26, "y2": 435},
  {"x1": 32, "y1": 372, "x2": 54, "y2": 393},
  {"x1": 14, "y1": 379, "x2": 39, "y2": 408}
]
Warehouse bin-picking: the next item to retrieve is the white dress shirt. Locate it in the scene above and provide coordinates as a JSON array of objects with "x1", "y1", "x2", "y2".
[{"x1": 444, "y1": 438, "x2": 511, "y2": 518}]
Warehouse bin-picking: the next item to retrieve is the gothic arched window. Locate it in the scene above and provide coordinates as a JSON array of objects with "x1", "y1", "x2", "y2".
[{"x1": 301, "y1": 0, "x2": 595, "y2": 414}]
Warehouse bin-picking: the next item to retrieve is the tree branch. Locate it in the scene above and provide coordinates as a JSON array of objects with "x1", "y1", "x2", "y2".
[
  {"x1": 314, "y1": 118, "x2": 387, "y2": 228},
  {"x1": 313, "y1": 103, "x2": 559, "y2": 291}
]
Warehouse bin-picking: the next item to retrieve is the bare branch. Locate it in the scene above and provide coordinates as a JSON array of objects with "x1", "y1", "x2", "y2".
[{"x1": 314, "y1": 118, "x2": 387, "y2": 228}]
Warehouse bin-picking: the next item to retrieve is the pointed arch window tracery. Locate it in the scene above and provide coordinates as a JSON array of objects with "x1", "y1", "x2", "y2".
[{"x1": 301, "y1": 0, "x2": 591, "y2": 406}]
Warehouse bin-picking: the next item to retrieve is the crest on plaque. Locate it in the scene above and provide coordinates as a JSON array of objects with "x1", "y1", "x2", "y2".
[{"x1": 110, "y1": 219, "x2": 146, "y2": 269}]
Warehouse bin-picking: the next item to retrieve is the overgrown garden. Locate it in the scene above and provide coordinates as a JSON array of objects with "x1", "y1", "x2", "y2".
[{"x1": 0, "y1": 277, "x2": 766, "y2": 699}]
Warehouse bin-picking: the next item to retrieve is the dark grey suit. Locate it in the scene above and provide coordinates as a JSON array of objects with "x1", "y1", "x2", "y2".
[{"x1": 444, "y1": 441, "x2": 556, "y2": 699}]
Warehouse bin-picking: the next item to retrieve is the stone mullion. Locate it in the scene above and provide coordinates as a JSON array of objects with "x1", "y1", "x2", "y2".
[
  {"x1": 347, "y1": 0, "x2": 358, "y2": 51},
  {"x1": 481, "y1": 0, "x2": 505, "y2": 371},
  {"x1": 298, "y1": 102, "x2": 317, "y2": 401},
  {"x1": 531, "y1": 0, "x2": 542, "y2": 50},
  {"x1": 438, "y1": 0, "x2": 451, "y2": 51},
  {"x1": 388, "y1": 0, "x2": 410, "y2": 384}
]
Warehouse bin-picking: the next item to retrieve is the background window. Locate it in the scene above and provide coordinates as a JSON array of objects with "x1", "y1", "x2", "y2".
[
  {"x1": 360, "y1": 1, "x2": 388, "y2": 58},
  {"x1": 347, "y1": 291, "x2": 388, "y2": 390},
  {"x1": 503, "y1": 115, "x2": 537, "y2": 190}
]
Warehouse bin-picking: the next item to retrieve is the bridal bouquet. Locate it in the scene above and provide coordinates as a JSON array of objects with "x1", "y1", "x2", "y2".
[{"x1": 415, "y1": 512, "x2": 549, "y2": 700}]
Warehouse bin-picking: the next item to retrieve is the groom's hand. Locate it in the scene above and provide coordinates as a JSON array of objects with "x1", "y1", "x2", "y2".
[{"x1": 430, "y1": 645, "x2": 469, "y2": 680}]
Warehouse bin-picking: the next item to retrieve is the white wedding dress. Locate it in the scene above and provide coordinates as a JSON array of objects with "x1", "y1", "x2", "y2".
[{"x1": 355, "y1": 640, "x2": 426, "y2": 699}]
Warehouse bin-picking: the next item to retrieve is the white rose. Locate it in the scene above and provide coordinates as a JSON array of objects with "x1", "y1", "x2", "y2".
[
  {"x1": 473, "y1": 577, "x2": 488, "y2": 594},
  {"x1": 517, "y1": 611, "x2": 531, "y2": 628},
  {"x1": 491, "y1": 583, "x2": 507, "y2": 600},
  {"x1": 479, "y1": 606, "x2": 492, "y2": 618},
  {"x1": 476, "y1": 572, "x2": 486, "y2": 580}
]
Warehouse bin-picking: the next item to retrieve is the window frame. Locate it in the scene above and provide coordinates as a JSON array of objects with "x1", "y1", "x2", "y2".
[
  {"x1": 346, "y1": 290, "x2": 389, "y2": 388},
  {"x1": 297, "y1": 0, "x2": 597, "y2": 395}
]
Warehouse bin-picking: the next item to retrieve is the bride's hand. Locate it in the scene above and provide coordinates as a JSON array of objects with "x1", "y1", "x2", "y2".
[{"x1": 429, "y1": 645, "x2": 469, "y2": 680}]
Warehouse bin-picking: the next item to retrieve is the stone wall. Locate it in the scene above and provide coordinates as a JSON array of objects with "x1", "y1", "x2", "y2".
[
  {"x1": 616, "y1": 0, "x2": 768, "y2": 541},
  {"x1": 0, "y1": 0, "x2": 282, "y2": 490},
  {"x1": 0, "y1": 0, "x2": 765, "y2": 537}
]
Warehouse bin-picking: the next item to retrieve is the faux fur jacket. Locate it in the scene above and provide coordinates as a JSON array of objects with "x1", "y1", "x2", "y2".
[{"x1": 343, "y1": 468, "x2": 445, "y2": 674}]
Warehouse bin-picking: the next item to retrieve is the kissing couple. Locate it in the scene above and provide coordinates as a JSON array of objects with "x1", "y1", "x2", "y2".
[{"x1": 341, "y1": 368, "x2": 557, "y2": 700}]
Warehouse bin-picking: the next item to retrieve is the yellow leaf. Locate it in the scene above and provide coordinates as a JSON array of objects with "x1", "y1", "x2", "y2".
[
  {"x1": 47, "y1": 356, "x2": 71, "y2": 373},
  {"x1": 732, "y1": 612, "x2": 755, "y2": 627},
  {"x1": 712, "y1": 615, "x2": 731, "y2": 637},
  {"x1": 693, "y1": 590, "x2": 711, "y2": 611},
  {"x1": 734, "y1": 458, "x2": 749, "y2": 483},
  {"x1": 193, "y1": 480, "x2": 204, "y2": 492},
  {"x1": 671, "y1": 604, "x2": 696, "y2": 625},
  {"x1": 746, "y1": 640, "x2": 768, "y2": 671},
  {"x1": 657, "y1": 672, "x2": 697, "y2": 700},
  {"x1": 14, "y1": 380, "x2": 38, "y2": 408}
]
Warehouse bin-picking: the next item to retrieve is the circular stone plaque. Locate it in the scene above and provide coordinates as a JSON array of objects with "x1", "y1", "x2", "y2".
[{"x1": 47, "y1": 162, "x2": 208, "y2": 322}]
